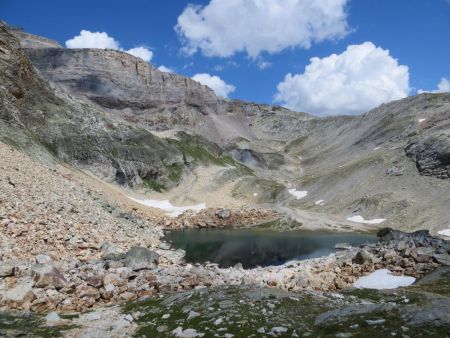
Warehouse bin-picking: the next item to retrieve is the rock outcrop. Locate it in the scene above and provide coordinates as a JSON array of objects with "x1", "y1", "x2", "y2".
[{"x1": 406, "y1": 134, "x2": 450, "y2": 178}]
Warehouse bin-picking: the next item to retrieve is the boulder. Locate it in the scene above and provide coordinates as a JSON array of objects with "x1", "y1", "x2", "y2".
[
  {"x1": 32, "y1": 264, "x2": 66, "y2": 289},
  {"x1": 123, "y1": 247, "x2": 159, "y2": 271},
  {"x1": 216, "y1": 209, "x2": 231, "y2": 219},
  {"x1": 101, "y1": 242, "x2": 118, "y2": 259},
  {"x1": 2, "y1": 282, "x2": 35, "y2": 304},
  {"x1": 433, "y1": 253, "x2": 450, "y2": 266},
  {"x1": 411, "y1": 247, "x2": 435, "y2": 263},
  {"x1": 353, "y1": 250, "x2": 375, "y2": 265},
  {"x1": 0, "y1": 263, "x2": 16, "y2": 277}
]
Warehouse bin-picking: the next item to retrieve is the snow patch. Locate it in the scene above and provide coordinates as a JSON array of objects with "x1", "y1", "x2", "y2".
[
  {"x1": 347, "y1": 215, "x2": 386, "y2": 224},
  {"x1": 315, "y1": 199, "x2": 325, "y2": 206},
  {"x1": 373, "y1": 147, "x2": 381, "y2": 151},
  {"x1": 128, "y1": 197, "x2": 206, "y2": 218},
  {"x1": 438, "y1": 229, "x2": 450, "y2": 237},
  {"x1": 418, "y1": 118, "x2": 426, "y2": 123},
  {"x1": 288, "y1": 189, "x2": 308, "y2": 200},
  {"x1": 354, "y1": 269, "x2": 415, "y2": 289}
]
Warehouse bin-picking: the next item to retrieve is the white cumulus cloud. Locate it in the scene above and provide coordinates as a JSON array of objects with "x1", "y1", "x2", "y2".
[
  {"x1": 275, "y1": 42, "x2": 410, "y2": 116},
  {"x1": 126, "y1": 47, "x2": 153, "y2": 62},
  {"x1": 66, "y1": 30, "x2": 121, "y2": 49},
  {"x1": 158, "y1": 65, "x2": 175, "y2": 73},
  {"x1": 192, "y1": 73, "x2": 235, "y2": 98},
  {"x1": 65, "y1": 30, "x2": 153, "y2": 62},
  {"x1": 418, "y1": 78, "x2": 450, "y2": 94},
  {"x1": 176, "y1": 0, "x2": 350, "y2": 58}
]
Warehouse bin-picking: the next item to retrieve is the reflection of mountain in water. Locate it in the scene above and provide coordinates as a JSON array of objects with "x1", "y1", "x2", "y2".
[{"x1": 166, "y1": 229, "x2": 376, "y2": 268}]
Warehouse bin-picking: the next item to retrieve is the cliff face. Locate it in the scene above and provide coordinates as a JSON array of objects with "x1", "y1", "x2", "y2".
[
  {"x1": 22, "y1": 45, "x2": 315, "y2": 145},
  {"x1": 0, "y1": 23, "x2": 184, "y2": 187},
  {"x1": 24, "y1": 48, "x2": 220, "y2": 128}
]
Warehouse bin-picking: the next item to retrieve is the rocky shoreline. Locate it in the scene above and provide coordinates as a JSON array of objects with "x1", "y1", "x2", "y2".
[{"x1": 159, "y1": 208, "x2": 279, "y2": 230}]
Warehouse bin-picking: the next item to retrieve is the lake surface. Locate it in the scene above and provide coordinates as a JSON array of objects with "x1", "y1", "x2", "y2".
[{"x1": 165, "y1": 229, "x2": 376, "y2": 268}]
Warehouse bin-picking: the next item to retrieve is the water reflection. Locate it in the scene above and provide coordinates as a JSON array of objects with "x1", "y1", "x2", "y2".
[{"x1": 166, "y1": 229, "x2": 376, "y2": 268}]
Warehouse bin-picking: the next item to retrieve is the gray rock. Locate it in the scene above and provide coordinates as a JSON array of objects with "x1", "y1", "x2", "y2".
[
  {"x1": 123, "y1": 247, "x2": 159, "y2": 271},
  {"x1": 101, "y1": 242, "x2": 118, "y2": 259},
  {"x1": 187, "y1": 311, "x2": 200, "y2": 320},
  {"x1": 433, "y1": 253, "x2": 450, "y2": 266},
  {"x1": 315, "y1": 304, "x2": 396, "y2": 327},
  {"x1": 35, "y1": 254, "x2": 52, "y2": 264},
  {"x1": 365, "y1": 318, "x2": 386, "y2": 325},
  {"x1": 0, "y1": 263, "x2": 15, "y2": 277},
  {"x1": 406, "y1": 135, "x2": 450, "y2": 179},
  {"x1": 401, "y1": 299, "x2": 450, "y2": 326},
  {"x1": 335, "y1": 243, "x2": 352, "y2": 250},
  {"x1": 386, "y1": 166, "x2": 404, "y2": 176},
  {"x1": 216, "y1": 209, "x2": 231, "y2": 219},
  {"x1": 353, "y1": 249, "x2": 374, "y2": 265}
]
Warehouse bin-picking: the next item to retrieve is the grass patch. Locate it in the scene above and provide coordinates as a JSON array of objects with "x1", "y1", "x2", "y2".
[{"x1": 143, "y1": 178, "x2": 166, "y2": 192}]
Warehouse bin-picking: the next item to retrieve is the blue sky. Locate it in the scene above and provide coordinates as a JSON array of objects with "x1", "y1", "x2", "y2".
[{"x1": 1, "y1": 0, "x2": 449, "y2": 115}]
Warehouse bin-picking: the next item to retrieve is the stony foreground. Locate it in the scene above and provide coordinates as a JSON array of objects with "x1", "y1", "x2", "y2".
[{"x1": 2, "y1": 141, "x2": 450, "y2": 336}]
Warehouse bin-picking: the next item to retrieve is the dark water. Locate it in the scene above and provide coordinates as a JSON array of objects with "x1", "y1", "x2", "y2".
[{"x1": 166, "y1": 229, "x2": 376, "y2": 268}]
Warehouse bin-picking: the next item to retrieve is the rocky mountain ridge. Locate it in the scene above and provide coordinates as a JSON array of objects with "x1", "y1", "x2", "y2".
[{"x1": 1, "y1": 22, "x2": 449, "y2": 232}]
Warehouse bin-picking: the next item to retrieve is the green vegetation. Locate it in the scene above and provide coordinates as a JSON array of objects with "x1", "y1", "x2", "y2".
[
  {"x1": 232, "y1": 177, "x2": 285, "y2": 202},
  {"x1": 166, "y1": 163, "x2": 184, "y2": 183},
  {"x1": 143, "y1": 177, "x2": 166, "y2": 192},
  {"x1": 0, "y1": 313, "x2": 74, "y2": 337}
]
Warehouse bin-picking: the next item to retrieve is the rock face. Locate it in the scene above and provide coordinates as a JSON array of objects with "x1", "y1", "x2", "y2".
[
  {"x1": 24, "y1": 48, "x2": 219, "y2": 125},
  {"x1": 406, "y1": 134, "x2": 450, "y2": 178}
]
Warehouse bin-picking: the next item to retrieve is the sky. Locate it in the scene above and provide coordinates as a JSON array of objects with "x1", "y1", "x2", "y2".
[{"x1": 1, "y1": 0, "x2": 449, "y2": 116}]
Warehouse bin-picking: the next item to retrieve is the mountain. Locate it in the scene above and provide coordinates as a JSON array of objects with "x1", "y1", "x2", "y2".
[{"x1": 1, "y1": 22, "x2": 449, "y2": 232}]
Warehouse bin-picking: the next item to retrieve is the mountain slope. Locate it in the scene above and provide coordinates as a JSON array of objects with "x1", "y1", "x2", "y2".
[{"x1": 2, "y1": 22, "x2": 450, "y2": 232}]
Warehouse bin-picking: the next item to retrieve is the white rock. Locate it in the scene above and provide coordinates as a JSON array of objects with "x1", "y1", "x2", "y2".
[
  {"x1": 162, "y1": 313, "x2": 171, "y2": 319},
  {"x1": 105, "y1": 283, "x2": 116, "y2": 292},
  {"x1": 288, "y1": 189, "x2": 307, "y2": 200},
  {"x1": 123, "y1": 314, "x2": 134, "y2": 322},
  {"x1": 213, "y1": 317, "x2": 223, "y2": 325},
  {"x1": 187, "y1": 311, "x2": 200, "y2": 320},
  {"x1": 45, "y1": 312, "x2": 61, "y2": 323},
  {"x1": 36, "y1": 254, "x2": 52, "y2": 264},
  {"x1": 272, "y1": 326, "x2": 288, "y2": 333}
]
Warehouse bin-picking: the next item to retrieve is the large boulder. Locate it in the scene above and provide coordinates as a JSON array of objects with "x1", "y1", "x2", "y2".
[
  {"x1": 353, "y1": 249, "x2": 375, "y2": 265},
  {"x1": 123, "y1": 247, "x2": 159, "y2": 271},
  {"x1": 406, "y1": 134, "x2": 450, "y2": 179},
  {"x1": 1, "y1": 282, "x2": 35, "y2": 304}
]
